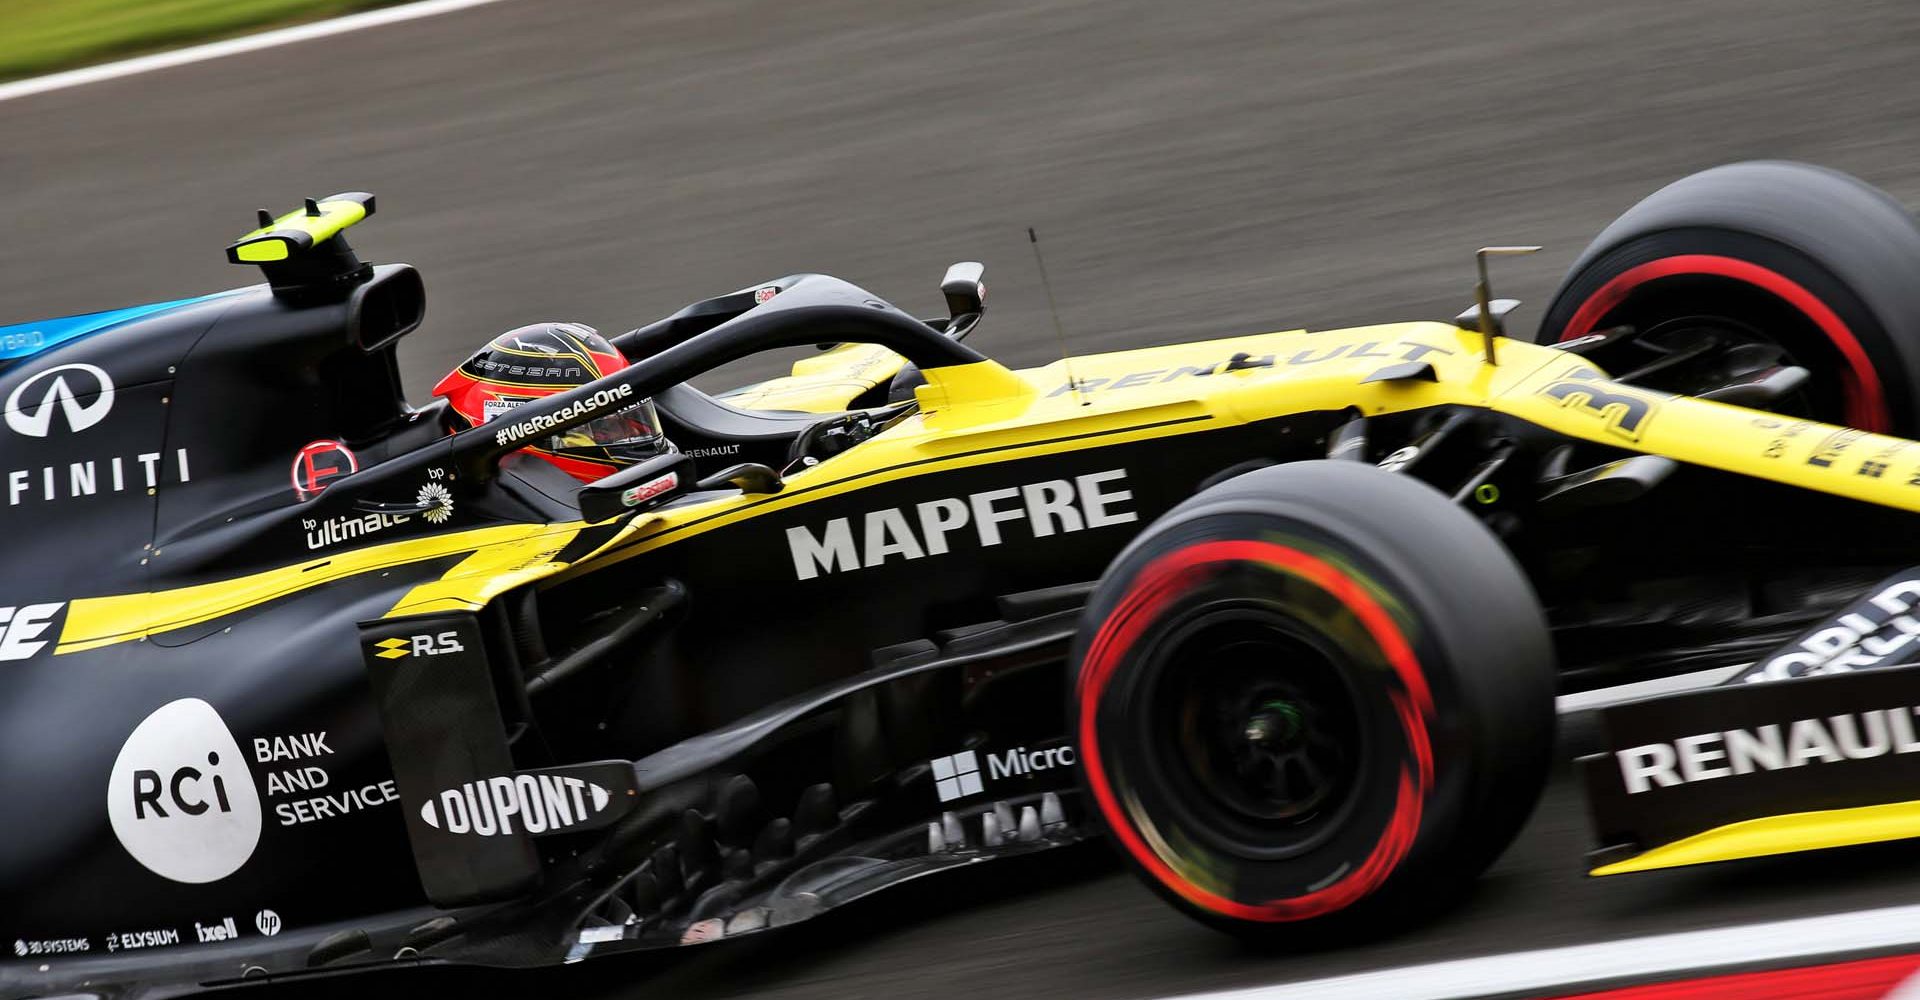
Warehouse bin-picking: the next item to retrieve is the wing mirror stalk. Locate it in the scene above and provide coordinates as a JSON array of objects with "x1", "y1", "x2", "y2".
[
  {"x1": 695, "y1": 463, "x2": 783, "y2": 495},
  {"x1": 580, "y1": 455, "x2": 788, "y2": 524}
]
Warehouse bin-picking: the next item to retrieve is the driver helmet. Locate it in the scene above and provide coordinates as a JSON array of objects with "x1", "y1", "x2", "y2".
[{"x1": 433, "y1": 322, "x2": 672, "y2": 483}]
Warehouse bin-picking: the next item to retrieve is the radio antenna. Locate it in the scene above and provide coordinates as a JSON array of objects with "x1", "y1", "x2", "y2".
[
  {"x1": 1028, "y1": 227, "x2": 1088, "y2": 406},
  {"x1": 1473, "y1": 245, "x2": 1541, "y2": 365}
]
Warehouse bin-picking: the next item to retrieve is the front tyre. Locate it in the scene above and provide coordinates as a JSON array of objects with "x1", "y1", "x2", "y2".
[
  {"x1": 1537, "y1": 161, "x2": 1920, "y2": 434},
  {"x1": 1071, "y1": 461, "x2": 1554, "y2": 943}
]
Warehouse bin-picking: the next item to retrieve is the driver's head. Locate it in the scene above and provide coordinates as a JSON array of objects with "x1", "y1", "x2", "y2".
[{"x1": 432, "y1": 322, "x2": 671, "y2": 483}]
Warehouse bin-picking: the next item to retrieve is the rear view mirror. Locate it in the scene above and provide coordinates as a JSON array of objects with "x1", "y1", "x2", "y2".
[
  {"x1": 941, "y1": 261, "x2": 985, "y2": 323},
  {"x1": 578, "y1": 452, "x2": 695, "y2": 524}
]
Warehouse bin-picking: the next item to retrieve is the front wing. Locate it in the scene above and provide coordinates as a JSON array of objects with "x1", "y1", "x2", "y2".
[{"x1": 1582, "y1": 663, "x2": 1920, "y2": 875}]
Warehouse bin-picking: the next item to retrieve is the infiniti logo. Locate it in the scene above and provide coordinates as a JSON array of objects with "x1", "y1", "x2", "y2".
[{"x1": 5, "y1": 363, "x2": 115, "y2": 437}]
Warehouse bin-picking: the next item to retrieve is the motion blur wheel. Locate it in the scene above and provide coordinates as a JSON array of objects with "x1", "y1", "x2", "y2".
[
  {"x1": 1152, "y1": 608, "x2": 1368, "y2": 862},
  {"x1": 1537, "y1": 161, "x2": 1920, "y2": 434},
  {"x1": 1072, "y1": 461, "x2": 1555, "y2": 944}
]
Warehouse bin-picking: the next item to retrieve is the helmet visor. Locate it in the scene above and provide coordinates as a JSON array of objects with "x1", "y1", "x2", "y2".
[{"x1": 545, "y1": 398, "x2": 664, "y2": 454}]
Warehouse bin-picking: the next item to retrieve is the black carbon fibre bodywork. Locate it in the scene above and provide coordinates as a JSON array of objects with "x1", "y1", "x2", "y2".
[
  {"x1": 0, "y1": 259, "x2": 1342, "y2": 999},
  {"x1": 10, "y1": 225, "x2": 1920, "y2": 998}
]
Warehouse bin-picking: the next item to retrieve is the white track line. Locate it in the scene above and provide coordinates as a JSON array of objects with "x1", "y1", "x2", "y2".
[
  {"x1": 1168, "y1": 901, "x2": 1920, "y2": 1000},
  {"x1": 0, "y1": 0, "x2": 515, "y2": 104}
]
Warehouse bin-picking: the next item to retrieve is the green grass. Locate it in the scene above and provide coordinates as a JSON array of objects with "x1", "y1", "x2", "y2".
[{"x1": 0, "y1": 0, "x2": 408, "y2": 82}]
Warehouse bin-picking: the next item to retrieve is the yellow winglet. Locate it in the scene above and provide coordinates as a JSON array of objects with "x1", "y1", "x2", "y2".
[
  {"x1": 1590, "y1": 799, "x2": 1920, "y2": 876},
  {"x1": 225, "y1": 192, "x2": 375, "y2": 266}
]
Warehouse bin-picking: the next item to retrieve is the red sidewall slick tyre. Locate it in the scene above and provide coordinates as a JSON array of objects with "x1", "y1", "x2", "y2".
[
  {"x1": 1537, "y1": 161, "x2": 1920, "y2": 435},
  {"x1": 1071, "y1": 462, "x2": 1555, "y2": 943}
]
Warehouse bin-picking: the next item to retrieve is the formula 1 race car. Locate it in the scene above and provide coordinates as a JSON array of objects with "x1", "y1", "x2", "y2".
[{"x1": 10, "y1": 161, "x2": 1920, "y2": 999}]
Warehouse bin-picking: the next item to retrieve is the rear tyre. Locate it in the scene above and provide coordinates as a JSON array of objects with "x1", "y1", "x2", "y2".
[
  {"x1": 1071, "y1": 461, "x2": 1554, "y2": 943},
  {"x1": 1536, "y1": 161, "x2": 1920, "y2": 434}
]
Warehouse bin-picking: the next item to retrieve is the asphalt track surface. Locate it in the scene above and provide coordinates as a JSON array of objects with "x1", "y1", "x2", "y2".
[{"x1": 7, "y1": 1, "x2": 1920, "y2": 997}]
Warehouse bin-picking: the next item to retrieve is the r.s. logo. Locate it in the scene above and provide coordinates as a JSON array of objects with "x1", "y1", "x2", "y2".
[{"x1": 1536, "y1": 365, "x2": 1662, "y2": 442}]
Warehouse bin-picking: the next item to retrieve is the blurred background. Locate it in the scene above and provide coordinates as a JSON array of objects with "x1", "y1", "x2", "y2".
[
  {"x1": 6, "y1": 0, "x2": 1920, "y2": 400},
  {"x1": 6, "y1": 1, "x2": 1920, "y2": 997}
]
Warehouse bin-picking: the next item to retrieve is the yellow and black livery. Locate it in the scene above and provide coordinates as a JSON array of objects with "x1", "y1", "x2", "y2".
[{"x1": 15, "y1": 164, "x2": 1920, "y2": 996}]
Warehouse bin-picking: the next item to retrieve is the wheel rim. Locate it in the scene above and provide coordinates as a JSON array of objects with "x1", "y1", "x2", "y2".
[
  {"x1": 1150, "y1": 607, "x2": 1367, "y2": 856},
  {"x1": 1077, "y1": 538, "x2": 1437, "y2": 922}
]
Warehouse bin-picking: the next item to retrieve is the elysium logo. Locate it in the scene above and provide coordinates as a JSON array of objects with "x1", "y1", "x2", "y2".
[{"x1": 5, "y1": 363, "x2": 114, "y2": 437}]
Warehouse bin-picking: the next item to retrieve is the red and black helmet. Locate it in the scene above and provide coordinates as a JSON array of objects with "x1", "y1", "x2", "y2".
[{"x1": 433, "y1": 322, "x2": 671, "y2": 483}]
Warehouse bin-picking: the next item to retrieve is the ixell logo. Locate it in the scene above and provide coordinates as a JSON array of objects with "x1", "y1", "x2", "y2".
[
  {"x1": 194, "y1": 917, "x2": 239, "y2": 944},
  {"x1": 108, "y1": 699, "x2": 262, "y2": 884},
  {"x1": 5, "y1": 363, "x2": 114, "y2": 437}
]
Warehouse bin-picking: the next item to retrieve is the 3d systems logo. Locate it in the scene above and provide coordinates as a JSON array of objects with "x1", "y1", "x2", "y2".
[{"x1": 930, "y1": 751, "x2": 984, "y2": 803}]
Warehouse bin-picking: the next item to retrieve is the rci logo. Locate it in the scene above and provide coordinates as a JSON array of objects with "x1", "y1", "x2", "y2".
[
  {"x1": 5, "y1": 363, "x2": 115, "y2": 437},
  {"x1": 374, "y1": 631, "x2": 466, "y2": 660},
  {"x1": 1536, "y1": 365, "x2": 1661, "y2": 442},
  {"x1": 108, "y1": 699, "x2": 262, "y2": 884}
]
